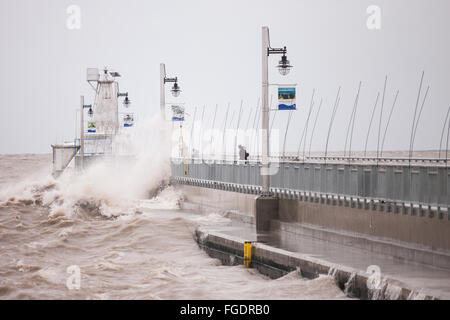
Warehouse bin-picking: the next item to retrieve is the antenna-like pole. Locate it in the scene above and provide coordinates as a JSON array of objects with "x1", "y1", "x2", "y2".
[
  {"x1": 160, "y1": 63, "x2": 166, "y2": 120},
  {"x1": 282, "y1": 110, "x2": 294, "y2": 158},
  {"x1": 409, "y1": 71, "x2": 425, "y2": 162},
  {"x1": 348, "y1": 81, "x2": 362, "y2": 159},
  {"x1": 446, "y1": 115, "x2": 450, "y2": 167},
  {"x1": 380, "y1": 90, "x2": 399, "y2": 157},
  {"x1": 297, "y1": 89, "x2": 315, "y2": 159},
  {"x1": 364, "y1": 92, "x2": 380, "y2": 157},
  {"x1": 308, "y1": 98, "x2": 322, "y2": 158},
  {"x1": 376, "y1": 76, "x2": 388, "y2": 162},
  {"x1": 411, "y1": 86, "x2": 430, "y2": 158},
  {"x1": 222, "y1": 103, "x2": 231, "y2": 160},
  {"x1": 324, "y1": 87, "x2": 341, "y2": 160},
  {"x1": 80, "y1": 95, "x2": 85, "y2": 170},
  {"x1": 439, "y1": 106, "x2": 450, "y2": 159},
  {"x1": 344, "y1": 82, "x2": 361, "y2": 157},
  {"x1": 234, "y1": 100, "x2": 244, "y2": 162},
  {"x1": 209, "y1": 104, "x2": 218, "y2": 159},
  {"x1": 189, "y1": 106, "x2": 197, "y2": 158}
]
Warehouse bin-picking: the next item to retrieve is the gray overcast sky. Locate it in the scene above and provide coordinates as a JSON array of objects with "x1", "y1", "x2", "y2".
[{"x1": 1, "y1": 0, "x2": 450, "y2": 154}]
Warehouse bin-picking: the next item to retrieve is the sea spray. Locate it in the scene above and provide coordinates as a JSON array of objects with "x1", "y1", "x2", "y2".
[{"x1": 1, "y1": 115, "x2": 176, "y2": 218}]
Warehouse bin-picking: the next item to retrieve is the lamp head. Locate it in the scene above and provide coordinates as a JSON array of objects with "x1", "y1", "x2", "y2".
[
  {"x1": 171, "y1": 82, "x2": 181, "y2": 97},
  {"x1": 277, "y1": 52, "x2": 292, "y2": 76},
  {"x1": 123, "y1": 96, "x2": 131, "y2": 108}
]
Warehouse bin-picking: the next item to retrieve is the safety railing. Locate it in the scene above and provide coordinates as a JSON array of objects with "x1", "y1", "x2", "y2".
[{"x1": 171, "y1": 158, "x2": 450, "y2": 207}]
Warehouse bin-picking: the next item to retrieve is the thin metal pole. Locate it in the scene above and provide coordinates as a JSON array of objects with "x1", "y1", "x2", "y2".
[
  {"x1": 343, "y1": 101, "x2": 355, "y2": 157},
  {"x1": 380, "y1": 90, "x2": 399, "y2": 157},
  {"x1": 251, "y1": 99, "x2": 260, "y2": 155},
  {"x1": 74, "y1": 109, "x2": 78, "y2": 146},
  {"x1": 189, "y1": 106, "x2": 197, "y2": 157},
  {"x1": 409, "y1": 71, "x2": 425, "y2": 162},
  {"x1": 80, "y1": 95, "x2": 84, "y2": 170},
  {"x1": 344, "y1": 82, "x2": 361, "y2": 157},
  {"x1": 222, "y1": 103, "x2": 230, "y2": 161},
  {"x1": 446, "y1": 115, "x2": 450, "y2": 167},
  {"x1": 302, "y1": 89, "x2": 316, "y2": 159},
  {"x1": 297, "y1": 89, "x2": 315, "y2": 159},
  {"x1": 209, "y1": 104, "x2": 218, "y2": 158},
  {"x1": 308, "y1": 98, "x2": 322, "y2": 158},
  {"x1": 253, "y1": 100, "x2": 262, "y2": 156},
  {"x1": 411, "y1": 86, "x2": 430, "y2": 157},
  {"x1": 439, "y1": 106, "x2": 450, "y2": 159},
  {"x1": 364, "y1": 92, "x2": 380, "y2": 157},
  {"x1": 199, "y1": 105, "x2": 205, "y2": 159},
  {"x1": 229, "y1": 109, "x2": 236, "y2": 128},
  {"x1": 324, "y1": 87, "x2": 341, "y2": 160},
  {"x1": 348, "y1": 81, "x2": 362, "y2": 159},
  {"x1": 234, "y1": 100, "x2": 243, "y2": 162},
  {"x1": 160, "y1": 63, "x2": 166, "y2": 120},
  {"x1": 282, "y1": 110, "x2": 294, "y2": 158},
  {"x1": 251, "y1": 98, "x2": 260, "y2": 132},
  {"x1": 269, "y1": 95, "x2": 277, "y2": 135},
  {"x1": 377, "y1": 75, "x2": 388, "y2": 161},
  {"x1": 245, "y1": 106, "x2": 253, "y2": 131}
]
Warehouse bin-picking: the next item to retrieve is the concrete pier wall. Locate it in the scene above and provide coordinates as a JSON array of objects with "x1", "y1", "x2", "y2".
[
  {"x1": 176, "y1": 184, "x2": 450, "y2": 268},
  {"x1": 278, "y1": 200, "x2": 450, "y2": 253},
  {"x1": 177, "y1": 184, "x2": 257, "y2": 215}
]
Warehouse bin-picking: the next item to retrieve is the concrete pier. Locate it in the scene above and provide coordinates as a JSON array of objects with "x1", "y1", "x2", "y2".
[
  {"x1": 177, "y1": 184, "x2": 450, "y2": 266},
  {"x1": 195, "y1": 228, "x2": 439, "y2": 300},
  {"x1": 176, "y1": 183, "x2": 450, "y2": 299}
]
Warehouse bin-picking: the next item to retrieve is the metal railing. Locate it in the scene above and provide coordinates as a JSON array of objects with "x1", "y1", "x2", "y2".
[{"x1": 171, "y1": 158, "x2": 450, "y2": 207}]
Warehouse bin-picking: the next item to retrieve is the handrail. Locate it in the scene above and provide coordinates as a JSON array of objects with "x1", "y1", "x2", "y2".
[{"x1": 170, "y1": 156, "x2": 450, "y2": 167}]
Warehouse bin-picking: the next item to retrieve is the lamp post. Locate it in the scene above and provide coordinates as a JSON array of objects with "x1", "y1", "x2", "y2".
[
  {"x1": 80, "y1": 95, "x2": 93, "y2": 170},
  {"x1": 261, "y1": 26, "x2": 292, "y2": 194},
  {"x1": 160, "y1": 63, "x2": 181, "y2": 120}
]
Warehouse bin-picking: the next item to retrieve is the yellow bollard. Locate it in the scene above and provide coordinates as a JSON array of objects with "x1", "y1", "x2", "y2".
[{"x1": 244, "y1": 241, "x2": 253, "y2": 268}]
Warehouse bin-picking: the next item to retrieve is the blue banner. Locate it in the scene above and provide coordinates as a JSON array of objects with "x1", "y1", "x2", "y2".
[
  {"x1": 172, "y1": 116, "x2": 185, "y2": 121},
  {"x1": 278, "y1": 87, "x2": 296, "y2": 110},
  {"x1": 87, "y1": 121, "x2": 96, "y2": 133},
  {"x1": 172, "y1": 105, "x2": 185, "y2": 122}
]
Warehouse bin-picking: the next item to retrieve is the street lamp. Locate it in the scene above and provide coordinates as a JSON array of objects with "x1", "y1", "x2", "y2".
[
  {"x1": 276, "y1": 49, "x2": 292, "y2": 76},
  {"x1": 118, "y1": 92, "x2": 131, "y2": 108},
  {"x1": 171, "y1": 82, "x2": 181, "y2": 97},
  {"x1": 261, "y1": 26, "x2": 292, "y2": 194},
  {"x1": 160, "y1": 63, "x2": 181, "y2": 120}
]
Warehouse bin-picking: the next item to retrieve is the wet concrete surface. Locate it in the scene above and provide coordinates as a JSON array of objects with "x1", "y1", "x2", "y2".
[{"x1": 202, "y1": 216, "x2": 450, "y2": 299}]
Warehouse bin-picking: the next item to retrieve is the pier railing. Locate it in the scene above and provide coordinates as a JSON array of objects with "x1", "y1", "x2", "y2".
[{"x1": 171, "y1": 158, "x2": 450, "y2": 207}]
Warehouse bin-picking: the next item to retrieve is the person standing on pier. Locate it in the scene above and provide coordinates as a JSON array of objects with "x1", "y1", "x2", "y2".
[{"x1": 239, "y1": 145, "x2": 245, "y2": 161}]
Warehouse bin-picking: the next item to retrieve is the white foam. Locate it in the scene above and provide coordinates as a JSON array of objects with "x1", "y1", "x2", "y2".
[{"x1": 4, "y1": 115, "x2": 176, "y2": 219}]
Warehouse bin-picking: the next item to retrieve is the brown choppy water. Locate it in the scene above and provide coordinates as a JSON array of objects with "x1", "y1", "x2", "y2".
[{"x1": 0, "y1": 154, "x2": 347, "y2": 300}]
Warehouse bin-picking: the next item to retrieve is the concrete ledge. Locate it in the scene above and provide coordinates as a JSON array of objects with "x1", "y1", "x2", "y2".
[
  {"x1": 195, "y1": 228, "x2": 439, "y2": 300},
  {"x1": 176, "y1": 184, "x2": 450, "y2": 263},
  {"x1": 271, "y1": 220, "x2": 450, "y2": 270}
]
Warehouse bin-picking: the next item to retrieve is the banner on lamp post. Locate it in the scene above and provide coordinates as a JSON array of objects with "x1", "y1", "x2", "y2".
[
  {"x1": 171, "y1": 105, "x2": 185, "y2": 121},
  {"x1": 278, "y1": 87, "x2": 296, "y2": 110},
  {"x1": 87, "y1": 121, "x2": 96, "y2": 132}
]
